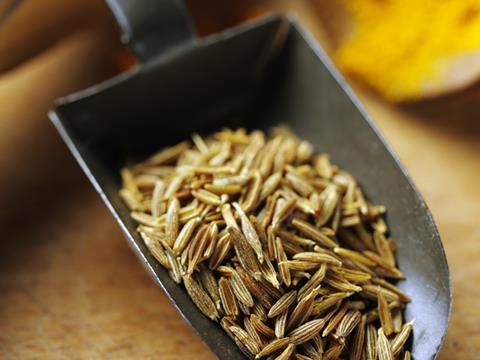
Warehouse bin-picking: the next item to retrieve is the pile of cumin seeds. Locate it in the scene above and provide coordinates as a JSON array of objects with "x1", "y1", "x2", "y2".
[{"x1": 120, "y1": 128, "x2": 414, "y2": 360}]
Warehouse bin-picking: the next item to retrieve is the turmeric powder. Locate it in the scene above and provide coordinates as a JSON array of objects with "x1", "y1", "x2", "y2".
[{"x1": 335, "y1": 0, "x2": 480, "y2": 101}]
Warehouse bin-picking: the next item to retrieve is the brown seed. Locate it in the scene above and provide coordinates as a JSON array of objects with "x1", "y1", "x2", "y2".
[
  {"x1": 173, "y1": 217, "x2": 201, "y2": 254},
  {"x1": 280, "y1": 260, "x2": 321, "y2": 272},
  {"x1": 203, "y1": 222, "x2": 219, "y2": 259},
  {"x1": 322, "y1": 304, "x2": 348, "y2": 337},
  {"x1": 165, "y1": 249, "x2": 182, "y2": 284},
  {"x1": 208, "y1": 141, "x2": 231, "y2": 166},
  {"x1": 131, "y1": 211, "x2": 161, "y2": 227},
  {"x1": 291, "y1": 218, "x2": 337, "y2": 248},
  {"x1": 333, "y1": 267, "x2": 371, "y2": 283},
  {"x1": 221, "y1": 203, "x2": 240, "y2": 230},
  {"x1": 311, "y1": 292, "x2": 350, "y2": 316},
  {"x1": 275, "y1": 237, "x2": 291, "y2": 287},
  {"x1": 365, "y1": 324, "x2": 377, "y2": 360},
  {"x1": 293, "y1": 252, "x2": 343, "y2": 266},
  {"x1": 151, "y1": 180, "x2": 165, "y2": 216},
  {"x1": 213, "y1": 173, "x2": 249, "y2": 187},
  {"x1": 296, "y1": 197, "x2": 317, "y2": 216},
  {"x1": 242, "y1": 170, "x2": 263, "y2": 212},
  {"x1": 251, "y1": 215, "x2": 268, "y2": 248},
  {"x1": 286, "y1": 289, "x2": 318, "y2": 331},
  {"x1": 189, "y1": 165, "x2": 236, "y2": 175},
  {"x1": 275, "y1": 310, "x2": 289, "y2": 339},
  {"x1": 392, "y1": 309, "x2": 403, "y2": 333},
  {"x1": 298, "y1": 264, "x2": 327, "y2": 300},
  {"x1": 349, "y1": 314, "x2": 366, "y2": 360},
  {"x1": 268, "y1": 291, "x2": 297, "y2": 318},
  {"x1": 204, "y1": 183, "x2": 242, "y2": 195},
  {"x1": 296, "y1": 140, "x2": 314, "y2": 163},
  {"x1": 192, "y1": 189, "x2": 222, "y2": 206},
  {"x1": 165, "y1": 197, "x2": 180, "y2": 247},
  {"x1": 219, "y1": 277, "x2": 239, "y2": 317},
  {"x1": 261, "y1": 195, "x2": 278, "y2": 229},
  {"x1": 198, "y1": 266, "x2": 221, "y2": 310},
  {"x1": 286, "y1": 172, "x2": 315, "y2": 197},
  {"x1": 391, "y1": 320, "x2": 415, "y2": 356},
  {"x1": 266, "y1": 226, "x2": 277, "y2": 261},
  {"x1": 373, "y1": 230, "x2": 396, "y2": 267},
  {"x1": 230, "y1": 325, "x2": 261, "y2": 355},
  {"x1": 289, "y1": 318, "x2": 328, "y2": 345},
  {"x1": 140, "y1": 231, "x2": 171, "y2": 270},
  {"x1": 272, "y1": 197, "x2": 297, "y2": 228},
  {"x1": 260, "y1": 253, "x2": 281, "y2": 290},
  {"x1": 244, "y1": 316, "x2": 264, "y2": 349},
  {"x1": 324, "y1": 273, "x2": 363, "y2": 293},
  {"x1": 258, "y1": 139, "x2": 279, "y2": 179},
  {"x1": 191, "y1": 133, "x2": 209, "y2": 154},
  {"x1": 233, "y1": 202, "x2": 264, "y2": 263},
  {"x1": 255, "y1": 337, "x2": 290, "y2": 359},
  {"x1": 274, "y1": 228, "x2": 316, "y2": 248},
  {"x1": 187, "y1": 225, "x2": 209, "y2": 274},
  {"x1": 378, "y1": 291, "x2": 395, "y2": 336},
  {"x1": 237, "y1": 266, "x2": 273, "y2": 308},
  {"x1": 260, "y1": 172, "x2": 283, "y2": 201},
  {"x1": 251, "y1": 314, "x2": 276, "y2": 338},
  {"x1": 229, "y1": 227, "x2": 261, "y2": 280},
  {"x1": 208, "y1": 232, "x2": 231, "y2": 270},
  {"x1": 335, "y1": 309, "x2": 362, "y2": 339},
  {"x1": 333, "y1": 247, "x2": 376, "y2": 267},
  {"x1": 316, "y1": 185, "x2": 339, "y2": 227},
  {"x1": 377, "y1": 328, "x2": 394, "y2": 360},
  {"x1": 164, "y1": 173, "x2": 189, "y2": 199},
  {"x1": 183, "y1": 274, "x2": 219, "y2": 320},
  {"x1": 230, "y1": 268, "x2": 255, "y2": 307}
]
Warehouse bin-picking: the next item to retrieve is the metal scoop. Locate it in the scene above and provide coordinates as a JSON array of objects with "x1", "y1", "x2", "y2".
[{"x1": 49, "y1": 1, "x2": 451, "y2": 358}]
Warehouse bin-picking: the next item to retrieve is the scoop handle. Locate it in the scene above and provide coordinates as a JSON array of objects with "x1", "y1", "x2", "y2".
[{"x1": 105, "y1": 0, "x2": 195, "y2": 63}]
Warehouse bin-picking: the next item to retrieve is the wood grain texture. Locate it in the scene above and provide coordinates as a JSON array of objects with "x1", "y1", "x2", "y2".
[{"x1": 0, "y1": 0, "x2": 479, "y2": 359}]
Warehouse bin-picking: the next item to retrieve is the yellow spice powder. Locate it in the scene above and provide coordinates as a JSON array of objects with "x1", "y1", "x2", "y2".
[{"x1": 335, "y1": 0, "x2": 480, "y2": 101}]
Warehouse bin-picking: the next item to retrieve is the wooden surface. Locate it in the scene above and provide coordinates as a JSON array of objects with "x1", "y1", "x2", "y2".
[{"x1": 1, "y1": 1, "x2": 479, "y2": 359}]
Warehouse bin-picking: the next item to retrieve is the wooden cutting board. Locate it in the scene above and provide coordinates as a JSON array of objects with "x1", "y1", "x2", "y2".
[{"x1": 1, "y1": 1, "x2": 479, "y2": 358}]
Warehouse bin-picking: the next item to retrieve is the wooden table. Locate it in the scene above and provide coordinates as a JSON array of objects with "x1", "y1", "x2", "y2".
[{"x1": 1, "y1": 1, "x2": 479, "y2": 358}]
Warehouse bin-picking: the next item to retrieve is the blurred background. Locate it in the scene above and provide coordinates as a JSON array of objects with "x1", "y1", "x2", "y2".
[{"x1": 1, "y1": 0, "x2": 479, "y2": 358}]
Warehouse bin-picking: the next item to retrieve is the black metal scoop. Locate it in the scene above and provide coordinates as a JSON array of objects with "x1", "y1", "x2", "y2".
[{"x1": 49, "y1": 1, "x2": 451, "y2": 358}]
